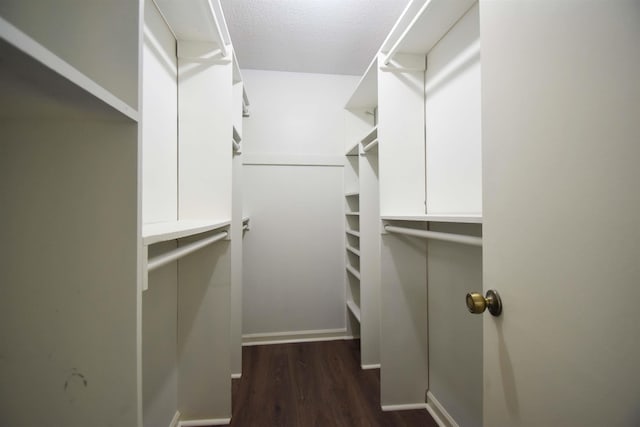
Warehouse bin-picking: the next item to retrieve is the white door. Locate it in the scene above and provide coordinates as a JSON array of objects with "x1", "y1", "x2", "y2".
[{"x1": 480, "y1": 2, "x2": 640, "y2": 426}]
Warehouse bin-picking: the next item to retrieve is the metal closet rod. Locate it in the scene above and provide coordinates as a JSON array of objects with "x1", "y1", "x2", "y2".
[
  {"x1": 362, "y1": 138, "x2": 379, "y2": 153},
  {"x1": 208, "y1": 1, "x2": 229, "y2": 58},
  {"x1": 384, "y1": 224, "x2": 482, "y2": 247},
  {"x1": 384, "y1": 0, "x2": 432, "y2": 65},
  {"x1": 147, "y1": 230, "x2": 228, "y2": 272}
]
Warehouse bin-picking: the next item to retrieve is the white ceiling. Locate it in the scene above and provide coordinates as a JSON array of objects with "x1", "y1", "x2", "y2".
[{"x1": 220, "y1": 0, "x2": 411, "y2": 76}]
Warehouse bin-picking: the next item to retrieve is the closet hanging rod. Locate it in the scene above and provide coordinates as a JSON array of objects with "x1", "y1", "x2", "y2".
[
  {"x1": 362, "y1": 138, "x2": 379, "y2": 153},
  {"x1": 208, "y1": 1, "x2": 230, "y2": 58},
  {"x1": 384, "y1": 0, "x2": 432, "y2": 65},
  {"x1": 147, "y1": 230, "x2": 228, "y2": 272},
  {"x1": 384, "y1": 225, "x2": 482, "y2": 247}
]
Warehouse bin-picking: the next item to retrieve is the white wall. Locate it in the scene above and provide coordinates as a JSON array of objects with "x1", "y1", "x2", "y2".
[{"x1": 241, "y1": 70, "x2": 359, "y2": 339}]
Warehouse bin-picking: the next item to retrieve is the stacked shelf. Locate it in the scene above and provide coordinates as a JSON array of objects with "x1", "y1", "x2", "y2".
[
  {"x1": 345, "y1": 169, "x2": 361, "y2": 327},
  {"x1": 344, "y1": 146, "x2": 361, "y2": 328}
]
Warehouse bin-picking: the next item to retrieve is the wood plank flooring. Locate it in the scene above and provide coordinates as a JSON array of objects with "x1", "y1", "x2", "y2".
[{"x1": 230, "y1": 339, "x2": 437, "y2": 427}]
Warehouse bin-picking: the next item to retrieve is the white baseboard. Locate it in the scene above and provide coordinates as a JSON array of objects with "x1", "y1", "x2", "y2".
[
  {"x1": 179, "y1": 418, "x2": 231, "y2": 427},
  {"x1": 361, "y1": 363, "x2": 381, "y2": 370},
  {"x1": 426, "y1": 391, "x2": 459, "y2": 427},
  {"x1": 381, "y1": 403, "x2": 428, "y2": 412},
  {"x1": 231, "y1": 373, "x2": 242, "y2": 379},
  {"x1": 242, "y1": 328, "x2": 350, "y2": 346},
  {"x1": 169, "y1": 411, "x2": 181, "y2": 427}
]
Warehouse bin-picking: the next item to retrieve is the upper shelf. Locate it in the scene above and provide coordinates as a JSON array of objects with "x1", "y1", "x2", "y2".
[
  {"x1": 345, "y1": 57, "x2": 378, "y2": 110},
  {"x1": 154, "y1": 0, "x2": 230, "y2": 47},
  {"x1": 143, "y1": 219, "x2": 231, "y2": 245},
  {"x1": 382, "y1": 214, "x2": 482, "y2": 224},
  {"x1": 380, "y1": 0, "x2": 476, "y2": 64},
  {"x1": 0, "y1": 16, "x2": 138, "y2": 121},
  {"x1": 345, "y1": 142, "x2": 359, "y2": 156}
]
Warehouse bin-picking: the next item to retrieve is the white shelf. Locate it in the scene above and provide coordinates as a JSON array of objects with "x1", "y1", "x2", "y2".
[
  {"x1": 143, "y1": 219, "x2": 231, "y2": 245},
  {"x1": 382, "y1": 0, "x2": 475, "y2": 60},
  {"x1": 346, "y1": 300, "x2": 361, "y2": 323},
  {"x1": 346, "y1": 246, "x2": 361, "y2": 257},
  {"x1": 345, "y1": 192, "x2": 360, "y2": 197},
  {"x1": 346, "y1": 230, "x2": 361, "y2": 238},
  {"x1": 233, "y1": 125, "x2": 241, "y2": 143},
  {"x1": 345, "y1": 56, "x2": 378, "y2": 110},
  {"x1": 0, "y1": 17, "x2": 138, "y2": 121},
  {"x1": 381, "y1": 214, "x2": 482, "y2": 224},
  {"x1": 346, "y1": 265, "x2": 361, "y2": 280},
  {"x1": 154, "y1": 0, "x2": 230, "y2": 49},
  {"x1": 345, "y1": 212, "x2": 360, "y2": 216},
  {"x1": 346, "y1": 142, "x2": 359, "y2": 156}
]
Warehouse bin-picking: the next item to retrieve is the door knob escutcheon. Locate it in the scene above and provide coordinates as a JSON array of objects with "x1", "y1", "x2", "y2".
[{"x1": 466, "y1": 290, "x2": 502, "y2": 316}]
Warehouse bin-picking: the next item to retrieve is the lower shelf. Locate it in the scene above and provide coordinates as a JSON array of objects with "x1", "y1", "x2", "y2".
[{"x1": 346, "y1": 300, "x2": 361, "y2": 323}]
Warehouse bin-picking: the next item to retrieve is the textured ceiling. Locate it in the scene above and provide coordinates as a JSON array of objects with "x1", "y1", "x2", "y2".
[{"x1": 220, "y1": 0, "x2": 411, "y2": 76}]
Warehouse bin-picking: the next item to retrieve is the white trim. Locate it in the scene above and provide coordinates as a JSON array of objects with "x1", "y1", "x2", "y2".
[
  {"x1": 242, "y1": 328, "x2": 350, "y2": 346},
  {"x1": 179, "y1": 418, "x2": 231, "y2": 427},
  {"x1": 169, "y1": 411, "x2": 181, "y2": 427},
  {"x1": 243, "y1": 154, "x2": 344, "y2": 167},
  {"x1": 361, "y1": 363, "x2": 381, "y2": 370},
  {"x1": 426, "y1": 391, "x2": 459, "y2": 427},
  {"x1": 231, "y1": 373, "x2": 242, "y2": 379},
  {"x1": 381, "y1": 403, "x2": 428, "y2": 412}
]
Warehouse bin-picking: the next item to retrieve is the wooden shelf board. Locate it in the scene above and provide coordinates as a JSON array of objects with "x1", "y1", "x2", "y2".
[
  {"x1": 381, "y1": 214, "x2": 482, "y2": 224},
  {"x1": 346, "y1": 300, "x2": 361, "y2": 322},
  {"x1": 0, "y1": 17, "x2": 138, "y2": 121},
  {"x1": 143, "y1": 219, "x2": 231, "y2": 245}
]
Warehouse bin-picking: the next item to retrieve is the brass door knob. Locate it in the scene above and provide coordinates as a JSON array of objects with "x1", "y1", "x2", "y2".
[{"x1": 466, "y1": 290, "x2": 502, "y2": 316}]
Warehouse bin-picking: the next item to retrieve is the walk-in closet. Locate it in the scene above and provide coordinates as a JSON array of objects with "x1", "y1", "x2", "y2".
[{"x1": 1, "y1": 0, "x2": 639, "y2": 426}]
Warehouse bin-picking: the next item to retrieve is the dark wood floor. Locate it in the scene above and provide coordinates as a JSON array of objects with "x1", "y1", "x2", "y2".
[{"x1": 230, "y1": 339, "x2": 437, "y2": 427}]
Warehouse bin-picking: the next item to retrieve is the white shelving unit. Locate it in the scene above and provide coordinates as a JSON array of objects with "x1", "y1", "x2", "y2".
[
  {"x1": 344, "y1": 144, "x2": 361, "y2": 337},
  {"x1": 139, "y1": 0, "x2": 249, "y2": 425},
  {"x1": 345, "y1": 66, "x2": 382, "y2": 369},
  {"x1": 142, "y1": 0, "x2": 248, "y2": 425},
  {"x1": 230, "y1": 60, "x2": 248, "y2": 379},
  {"x1": 354, "y1": 0, "x2": 484, "y2": 419},
  {"x1": 0, "y1": 2, "x2": 141, "y2": 426}
]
